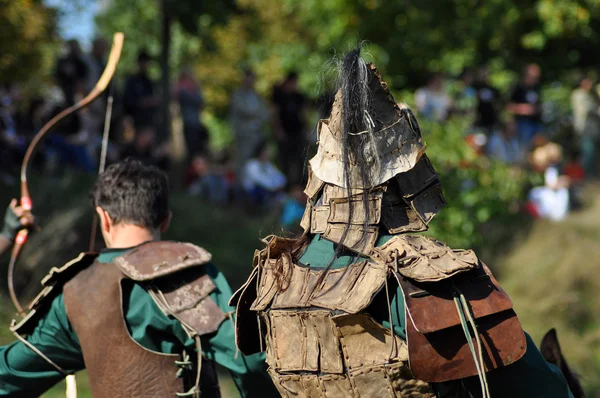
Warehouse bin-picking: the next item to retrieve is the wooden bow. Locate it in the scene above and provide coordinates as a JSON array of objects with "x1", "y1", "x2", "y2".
[{"x1": 8, "y1": 33, "x2": 125, "y2": 315}]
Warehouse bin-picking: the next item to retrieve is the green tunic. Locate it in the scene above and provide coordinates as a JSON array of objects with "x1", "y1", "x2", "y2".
[
  {"x1": 299, "y1": 234, "x2": 574, "y2": 398},
  {"x1": 0, "y1": 248, "x2": 277, "y2": 397}
]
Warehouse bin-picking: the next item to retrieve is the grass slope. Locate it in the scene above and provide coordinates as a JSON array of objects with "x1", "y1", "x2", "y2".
[{"x1": 498, "y1": 185, "x2": 600, "y2": 395}]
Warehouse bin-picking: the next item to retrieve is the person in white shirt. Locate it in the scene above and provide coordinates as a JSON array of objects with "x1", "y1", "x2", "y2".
[
  {"x1": 528, "y1": 143, "x2": 570, "y2": 221},
  {"x1": 242, "y1": 143, "x2": 287, "y2": 206}
]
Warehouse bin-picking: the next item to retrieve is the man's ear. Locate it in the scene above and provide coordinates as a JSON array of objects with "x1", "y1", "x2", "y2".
[
  {"x1": 96, "y1": 207, "x2": 112, "y2": 233},
  {"x1": 159, "y1": 211, "x2": 172, "y2": 233}
]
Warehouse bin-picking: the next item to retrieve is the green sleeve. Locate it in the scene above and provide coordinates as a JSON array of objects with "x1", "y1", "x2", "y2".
[
  {"x1": 0, "y1": 294, "x2": 84, "y2": 397},
  {"x1": 199, "y1": 263, "x2": 278, "y2": 398},
  {"x1": 458, "y1": 333, "x2": 574, "y2": 398}
]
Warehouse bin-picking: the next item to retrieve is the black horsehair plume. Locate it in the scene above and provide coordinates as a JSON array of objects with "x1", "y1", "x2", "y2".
[
  {"x1": 338, "y1": 47, "x2": 374, "y2": 254},
  {"x1": 309, "y1": 47, "x2": 376, "y2": 296}
]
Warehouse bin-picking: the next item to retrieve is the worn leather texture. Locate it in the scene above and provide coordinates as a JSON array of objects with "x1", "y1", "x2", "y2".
[
  {"x1": 62, "y1": 241, "x2": 222, "y2": 398},
  {"x1": 150, "y1": 266, "x2": 226, "y2": 337},
  {"x1": 250, "y1": 257, "x2": 387, "y2": 313},
  {"x1": 261, "y1": 309, "x2": 435, "y2": 398},
  {"x1": 309, "y1": 64, "x2": 427, "y2": 189},
  {"x1": 398, "y1": 265, "x2": 527, "y2": 382},
  {"x1": 234, "y1": 236, "x2": 436, "y2": 397},
  {"x1": 64, "y1": 260, "x2": 187, "y2": 397},
  {"x1": 372, "y1": 235, "x2": 479, "y2": 282},
  {"x1": 12, "y1": 252, "x2": 98, "y2": 336},
  {"x1": 114, "y1": 240, "x2": 212, "y2": 281}
]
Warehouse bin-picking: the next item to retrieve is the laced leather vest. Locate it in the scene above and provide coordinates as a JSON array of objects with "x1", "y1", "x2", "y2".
[{"x1": 12, "y1": 241, "x2": 226, "y2": 398}]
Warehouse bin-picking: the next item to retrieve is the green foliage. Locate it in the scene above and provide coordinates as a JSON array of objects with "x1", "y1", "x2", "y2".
[
  {"x1": 421, "y1": 118, "x2": 529, "y2": 249},
  {"x1": 0, "y1": 0, "x2": 59, "y2": 90},
  {"x1": 96, "y1": 0, "x2": 600, "y2": 123}
]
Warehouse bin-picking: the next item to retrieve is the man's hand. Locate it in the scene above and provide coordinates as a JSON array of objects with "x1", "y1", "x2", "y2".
[{"x1": 1, "y1": 199, "x2": 35, "y2": 242}]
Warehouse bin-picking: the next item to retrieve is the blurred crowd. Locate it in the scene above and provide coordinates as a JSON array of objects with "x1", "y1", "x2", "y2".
[
  {"x1": 415, "y1": 63, "x2": 598, "y2": 221},
  {"x1": 2, "y1": 38, "x2": 599, "y2": 226},
  {"x1": 0, "y1": 38, "x2": 314, "y2": 231}
]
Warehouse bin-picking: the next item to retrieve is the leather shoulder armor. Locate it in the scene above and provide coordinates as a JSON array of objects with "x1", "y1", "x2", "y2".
[
  {"x1": 371, "y1": 234, "x2": 479, "y2": 282},
  {"x1": 113, "y1": 241, "x2": 212, "y2": 280},
  {"x1": 11, "y1": 252, "x2": 98, "y2": 335},
  {"x1": 114, "y1": 241, "x2": 225, "y2": 338}
]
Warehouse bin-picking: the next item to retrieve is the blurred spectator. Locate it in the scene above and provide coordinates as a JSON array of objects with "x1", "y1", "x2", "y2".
[
  {"x1": 81, "y1": 38, "x2": 110, "y2": 163},
  {"x1": 45, "y1": 101, "x2": 95, "y2": 173},
  {"x1": 415, "y1": 73, "x2": 452, "y2": 121},
  {"x1": 0, "y1": 87, "x2": 25, "y2": 183},
  {"x1": 473, "y1": 66, "x2": 501, "y2": 133},
  {"x1": 564, "y1": 151, "x2": 585, "y2": 210},
  {"x1": 528, "y1": 142, "x2": 570, "y2": 221},
  {"x1": 121, "y1": 126, "x2": 170, "y2": 170},
  {"x1": 82, "y1": 38, "x2": 109, "y2": 133},
  {"x1": 465, "y1": 133, "x2": 487, "y2": 157},
  {"x1": 487, "y1": 119, "x2": 524, "y2": 165},
  {"x1": 280, "y1": 185, "x2": 307, "y2": 232},
  {"x1": 55, "y1": 40, "x2": 88, "y2": 106},
  {"x1": 507, "y1": 63, "x2": 543, "y2": 146},
  {"x1": 186, "y1": 154, "x2": 228, "y2": 205},
  {"x1": 24, "y1": 97, "x2": 47, "y2": 136},
  {"x1": 124, "y1": 50, "x2": 160, "y2": 134},
  {"x1": 451, "y1": 68, "x2": 476, "y2": 118},
  {"x1": 272, "y1": 71, "x2": 308, "y2": 185},
  {"x1": 242, "y1": 143, "x2": 286, "y2": 207},
  {"x1": 175, "y1": 68, "x2": 208, "y2": 163},
  {"x1": 564, "y1": 151, "x2": 585, "y2": 184},
  {"x1": 230, "y1": 69, "x2": 269, "y2": 174},
  {"x1": 571, "y1": 76, "x2": 600, "y2": 176}
]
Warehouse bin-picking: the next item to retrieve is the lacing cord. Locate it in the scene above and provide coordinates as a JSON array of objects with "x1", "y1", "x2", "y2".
[
  {"x1": 11, "y1": 324, "x2": 71, "y2": 377},
  {"x1": 176, "y1": 335, "x2": 203, "y2": 398},
  {"x1": 453, "y1": 290, "x2": 491, "y2": 398},
  {"x1": 384, "y1": 277, "x2": 398, "y2": 361},
  {"x1": 12, "y1": 324, "x2": 78, "y2": 398},
  {"x1": 256, "y1": 249, "x2": 265, "y2": 352}
]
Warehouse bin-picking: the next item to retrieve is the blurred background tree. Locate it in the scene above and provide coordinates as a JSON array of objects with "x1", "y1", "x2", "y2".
[
  {"x1": 0, "y1": 0, "x2": 59, "y2": 92},
  {"x1": 96, "y1": 0, "x2": 600, "y2": 104}
]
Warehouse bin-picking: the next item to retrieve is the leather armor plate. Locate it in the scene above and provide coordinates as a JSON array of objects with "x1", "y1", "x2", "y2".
[{"x1": 398, "y1": 265, "x2": 527, "y2": 382}]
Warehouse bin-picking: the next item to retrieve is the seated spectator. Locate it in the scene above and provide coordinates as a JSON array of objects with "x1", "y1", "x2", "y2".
[
  {"x1": 186, "y1": 154, "x2": 229, "y2": 205},
  {"x1": 242, "y1": 143, "x2": 286, "y2": 207},
  {"x1": 280, "y1": 185, "x2": 307, "y2": 232},
  {"x1": 465, "y1": 133, "x2": 487, "y2": 157},
  {"x1": 564, "y1": 151, "x2": 585, "y2": 184},
  {"x1": 121, "y1": 126, "x2": 170, "y2": 170},
  {"x1": 45, "y1": 103, "x2": 95, "y2": 173},
  {"x1": 415, "y1": 73, "x2": 452, "y2": 121},
  {"x1": 451, "y1": 68, "x2": 476, "y2": 119},
  {"x1": 528, "y1": 143, "x2": 570, "y2": 221},
  {"x1": 564, "y1": 151, "x2": 585, "y2": 210},
  {"x1": 487, "y1": 119, "x2": 524, "y2": 165}
]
